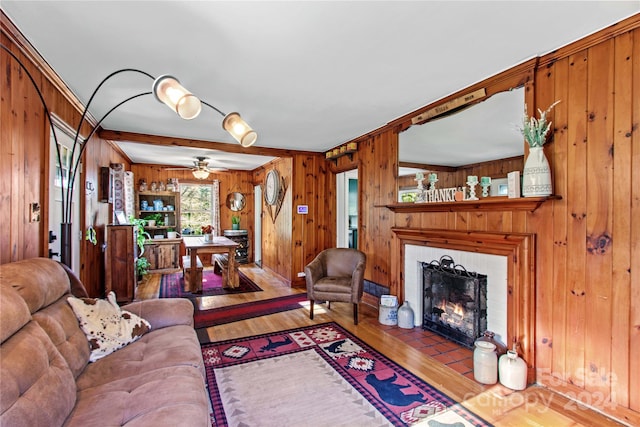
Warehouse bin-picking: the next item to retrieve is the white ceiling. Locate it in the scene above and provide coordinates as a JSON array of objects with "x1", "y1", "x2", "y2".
[{"x1": 3, "y1": 1, "x2": 639, "y2": 170}]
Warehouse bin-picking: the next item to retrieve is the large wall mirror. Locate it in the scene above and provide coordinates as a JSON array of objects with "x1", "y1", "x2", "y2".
[{"x1": 398, "y1": 87, "x2": 525, "y2": 200}]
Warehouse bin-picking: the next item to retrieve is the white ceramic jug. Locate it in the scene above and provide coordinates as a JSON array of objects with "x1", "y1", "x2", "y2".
[
  {"x1": 499, "y1": 349, "x2": 527, "y2": 390},
  {"x1": 397, "y1": 302, "x2": 415, "y2": 329}
]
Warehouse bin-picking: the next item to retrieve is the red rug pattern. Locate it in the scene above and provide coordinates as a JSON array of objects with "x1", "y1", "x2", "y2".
[
  {"x1": 159, "y1": 269, "x2": 262, "y2": 298},
  {"x1": 201, "y1": 322, "x2": 492, "y2": 426},
  {"x1": 194, "y1": 293, "x2": 307, "y2": 330}
]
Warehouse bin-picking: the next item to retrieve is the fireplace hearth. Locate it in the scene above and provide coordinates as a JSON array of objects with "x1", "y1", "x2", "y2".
[{"x1": 422, "y1": 256, "x2": 487, "y2": 348}]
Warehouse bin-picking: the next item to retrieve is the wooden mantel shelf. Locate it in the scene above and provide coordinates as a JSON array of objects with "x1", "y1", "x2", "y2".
[{"x1": 382, "y1": 195, "x2": 561, "y2": 213}]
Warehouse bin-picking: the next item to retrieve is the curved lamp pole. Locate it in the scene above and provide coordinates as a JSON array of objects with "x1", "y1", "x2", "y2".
[{"x1": 1, "y1": 43, "x2": 257, "y2": 268}]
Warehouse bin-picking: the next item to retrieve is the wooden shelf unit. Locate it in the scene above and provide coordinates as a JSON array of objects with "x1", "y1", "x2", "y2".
[{"x1": 137, "y1": 191, "x2": 180, "y2": 238}]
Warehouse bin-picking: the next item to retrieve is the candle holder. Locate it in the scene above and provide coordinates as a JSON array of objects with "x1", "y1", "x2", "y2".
[
  {"x1": 480, "y1": 177, "x2": 491, "y2": 197},
  {"x1": 415, "y1": 177, "x2": 425, "y2": 191},
  {"x1": 428, "y1": 173, "x2": 438, "y2": 191},
  {"x1": 466, "y1": 179, "x2": 478, "y2": 200}
]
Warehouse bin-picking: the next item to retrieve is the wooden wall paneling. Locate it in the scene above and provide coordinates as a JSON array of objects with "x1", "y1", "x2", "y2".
[
  {"x1": 6, "y1": 42, "x2": 26, "y2": 262},
  {"x1": 0, "y1": 34, "x2": 13, "y2": 263},
  {"x1": 467, "y1": 210, "x2": 487, "y2": 231},
  {"x1": 296, "y1": 155, "x2": 315, "y2": 272},
  {"x1": 610, "y1": 30, "x2": 633, "y2": 409},
  {"x1": 550, "y1": 56, "x2": 570, "y2": 384},
  {"x1": 257, "y1": 158, "x2": 293, "y2": 282},
  {"x1": 630, "y1": 26, "x2": 640, "y2": 415},
  {"x1": 453, "y1": 211, "x2": 469, "y2": 231},
  {"x1": 485, "y1": 211, "x2": 505, "y2": 232},
  {"x1": 291, "y1": 153, "x2": 324, "y2": 285},
  {"x1": 584, "y1": 39, "x2": 615, "y2": 400},
  {"x1": 530, "y1": 57, "x2": 558, "y2": 390},
  {"x1": 373, "y1": 131, "x2": 395, "y2": 288},
  {"x1": 359, "y1": 137, "x2": 375, "y2": 279},
  {"x1": 564, "y1": 50, "x2": 589, "y2": 389}
]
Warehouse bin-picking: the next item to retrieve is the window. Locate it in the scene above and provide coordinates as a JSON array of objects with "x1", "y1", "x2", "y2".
[{"x1": 180, "y1": 183, "x2": 213, "y2": 234}]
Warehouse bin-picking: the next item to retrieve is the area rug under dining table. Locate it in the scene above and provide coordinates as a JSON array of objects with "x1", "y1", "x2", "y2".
[
  {"x1": 201, "y1": 322, "x2": 492, "y2": 426},
  {"x1": 159, "y1": 268, "x2": 262, "y2": 298}
]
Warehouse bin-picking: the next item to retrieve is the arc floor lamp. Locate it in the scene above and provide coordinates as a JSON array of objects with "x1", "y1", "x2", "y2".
[{"x1": 1, "y1": 43, "x2": 257, "y2": 268}]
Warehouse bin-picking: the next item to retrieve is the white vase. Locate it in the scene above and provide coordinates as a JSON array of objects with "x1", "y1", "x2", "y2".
[
  {"x1": 522, "y1": 146, "x2": 552, "y2": 197},
  {"x1": 397, "y1": 302, "x2": 415, "y2": 329}
]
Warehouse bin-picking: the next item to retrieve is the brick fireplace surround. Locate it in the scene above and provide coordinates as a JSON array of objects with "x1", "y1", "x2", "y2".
[{"x1": 392, "y1": 227, "x2": 536, "y2": 382}]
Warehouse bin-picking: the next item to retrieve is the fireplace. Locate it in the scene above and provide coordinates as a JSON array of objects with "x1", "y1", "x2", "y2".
[
  {"x1": 422, "y1": 256, "x2": 487, "y2": 348},
  {"x1": 391, "y1": 227, "x2": 536, "y2": 381}
]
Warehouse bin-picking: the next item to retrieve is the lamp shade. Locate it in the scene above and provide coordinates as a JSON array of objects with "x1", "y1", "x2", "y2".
[
  {"x1": 153, "y1": 75, "x2": 202, "y2": 120},
  {"x1": 192, "y1": 169, "x2": 210, "y2": 180},
  {"x1": 222, "y1": 112, "x2": 257, "y2": 147}
]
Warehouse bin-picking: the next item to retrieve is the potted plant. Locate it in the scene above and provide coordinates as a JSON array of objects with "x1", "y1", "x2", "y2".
[
  {"x1": 231, "y1": 215, "x2": 241, "y2": 230},
  {"x1": 167, "y1": 228, "x2": 177, "y2": 239},
  {"x1": 128, "y1": 216, "x2": 151, "y2": 254},
  {"x1": 519, "y1": 101, "x2": 560, "y2": 197},
  {"x1": 135, "y1": 256, "x2": 151, "y2": 280},
  {"x1": 143, "y1": 213, "x2": 164, "y2": 227}
]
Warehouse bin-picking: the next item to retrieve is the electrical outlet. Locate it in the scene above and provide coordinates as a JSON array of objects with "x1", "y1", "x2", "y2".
[{"x1": 297, "y1": 272, "x2": 306, "y2": 278}]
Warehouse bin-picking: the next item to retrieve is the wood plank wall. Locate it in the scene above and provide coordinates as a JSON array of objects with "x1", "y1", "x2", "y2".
[
  {"x1": 352, "y1": 15, "x2": 639, "y2": 424},
  {"x1": 1, "y1": 19, "x2": 129, "y2": 297},
  {"x1": 291, "y1": 153, "x2": 336, "y2": 286}
]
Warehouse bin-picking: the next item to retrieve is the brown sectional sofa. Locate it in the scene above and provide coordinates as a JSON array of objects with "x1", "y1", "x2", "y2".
[{"x1": 0, "y1": 258, "x2": 210, "y2": 426}]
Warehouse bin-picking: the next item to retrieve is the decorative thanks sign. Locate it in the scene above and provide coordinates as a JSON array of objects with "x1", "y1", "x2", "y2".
[{"x1": 422, "y1": 187, "x2": 459, "y2": 203}]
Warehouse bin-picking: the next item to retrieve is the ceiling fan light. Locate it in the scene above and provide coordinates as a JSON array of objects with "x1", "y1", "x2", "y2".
[
  {"x1": 192, "y1": 169, "x2": 210, "y2": 180},
  {"x1": 153, "y1": 75, "x2": 202, "y2": 120},
  {"x1": 223, "y1": 112, "x2": 257, "y2": 147}
]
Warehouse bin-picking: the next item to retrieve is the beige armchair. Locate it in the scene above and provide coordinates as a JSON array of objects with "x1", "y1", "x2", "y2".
[{"x1": 304, "y1": 248, "x2": 366, "y2": 325}]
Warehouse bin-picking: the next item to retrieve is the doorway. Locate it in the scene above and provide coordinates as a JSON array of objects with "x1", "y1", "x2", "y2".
[
  {"x1": 48, "y1": 119, "x2": 81, "y2": 273},
  {"x1": 254, "y1": 184, "x2": 262, "y2": 267},
  {"x1": 336, "y1": 169, "x2": 358, "y2": 249}
]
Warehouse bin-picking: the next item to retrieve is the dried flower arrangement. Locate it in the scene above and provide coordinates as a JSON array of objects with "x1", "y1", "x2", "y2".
[{"x1": 519, "y1": 101, "x2": 560, "y2": 147}]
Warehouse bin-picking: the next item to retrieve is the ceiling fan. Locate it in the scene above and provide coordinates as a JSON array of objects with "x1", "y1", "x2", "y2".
[{"x1": 164, "y1": 156, "x2": 226, "y2": 179}]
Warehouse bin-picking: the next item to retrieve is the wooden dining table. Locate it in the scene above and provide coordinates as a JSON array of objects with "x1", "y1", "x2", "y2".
[{"x1": 182, "y1": 235, "x2": 239, "y2": 292}]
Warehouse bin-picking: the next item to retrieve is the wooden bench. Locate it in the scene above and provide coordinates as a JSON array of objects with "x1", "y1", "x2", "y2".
[
  {"x1": 213, "y1": 253, "x2": 229, "y2": 287},
  {"x1": 182, "y1": 255, "x2": 203, "y2": 291},
  {"x1": 213, "y1": 253, "x2": 228, "y2": 273}
]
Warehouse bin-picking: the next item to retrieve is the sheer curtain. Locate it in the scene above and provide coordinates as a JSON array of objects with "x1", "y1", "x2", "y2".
[{"x1": 212, "y1": 179, "x2": 220, "y2": 236}]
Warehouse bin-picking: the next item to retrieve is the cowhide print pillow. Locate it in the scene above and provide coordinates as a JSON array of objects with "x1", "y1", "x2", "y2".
[{"x1": 67, "y1": 291, "x2": 151, "y2": 362}]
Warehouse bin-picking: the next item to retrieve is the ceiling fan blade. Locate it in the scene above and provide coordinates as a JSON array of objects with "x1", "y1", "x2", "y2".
[{"x1": 164, "y1": 167, "x2": 194, "y2": 171}]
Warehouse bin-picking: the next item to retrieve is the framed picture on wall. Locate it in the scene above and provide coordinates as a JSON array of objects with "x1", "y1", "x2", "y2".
[
  {"x1": 114, "y1": 210, "x2": 127, "y2": 225},
  {"x1": 490, "y1": 178, "x2": 509, "y2": 196}
]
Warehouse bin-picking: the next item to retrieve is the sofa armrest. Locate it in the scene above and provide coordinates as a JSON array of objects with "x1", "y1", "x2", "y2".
[{"x1": 122, "y1": 298, "x2": 194, "y2": 329}]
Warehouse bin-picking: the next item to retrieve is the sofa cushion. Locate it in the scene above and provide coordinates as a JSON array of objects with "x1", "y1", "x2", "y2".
[
  {"x1": 75, "y1": 324, "x2": 206, "y2": 391},
  {"x1": 0, "y1": 281, "x2": 32, "y2": 344},
  {"x1": 1, "y1": 258, "x2": 91, "y2": 379},
  {"x1": 0, "y1": 319, "x2": 76, "y2": 427},
  {"x1": 64, "y1": 365, "x2": 209, "y2": 427},
  {"x1": 32, "y1": 298, "x2": 91, "y2": 379},
  {"x1": 67, "y1": 292, "x2": 151, "y2": 362},
  {"x1": 0, "y1": 257, "x2": 71, "y2": 314}
]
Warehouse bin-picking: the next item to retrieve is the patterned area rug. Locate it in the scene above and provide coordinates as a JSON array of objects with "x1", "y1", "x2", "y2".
[
  {"x1": 194, "y1": 293, "x2": 308, "y2": 330},
  {"x1": 201, "y1": 322, "x2": 492, "y2": 427},
  {"x1": 159, "y1": 269, "x2": 262, "y2": 298}
]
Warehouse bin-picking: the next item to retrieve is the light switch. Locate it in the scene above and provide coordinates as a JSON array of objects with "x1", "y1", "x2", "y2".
[{"x1": 30, "y1": 202, "x2": 41, "y2": 222}]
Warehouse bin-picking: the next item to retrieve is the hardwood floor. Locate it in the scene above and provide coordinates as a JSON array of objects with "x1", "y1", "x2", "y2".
[{"x1": 137, "y1": 264, "x2": 626, "y2": 427}]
